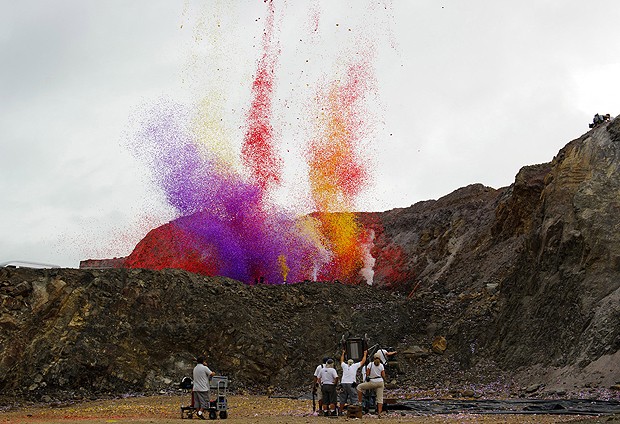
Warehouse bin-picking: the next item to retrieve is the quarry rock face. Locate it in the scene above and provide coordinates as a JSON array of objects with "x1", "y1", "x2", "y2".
[
  {"x1": 494, "y1": 120, "x2": 620, "y2": 376},
  {"x1": 3, "y1": 117, "x2": 620, "y2": 400},
  {"x1": 362, "y1": 118, "x2": 620, "y2": 391},
  {"x1": 0, "y1": 268, "x2": 444, "y2": 397}
]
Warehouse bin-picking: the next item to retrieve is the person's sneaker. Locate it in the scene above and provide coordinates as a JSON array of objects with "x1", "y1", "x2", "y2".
[
  {"x1": 331, "y1": 410, "x2": 337, "y2": 417},
  {"x1": 324, "y1": 411, "x2": 329, "y2": 417},
  {"x1": 197, "y1": 411, "x2": 206, "y2": 420}
]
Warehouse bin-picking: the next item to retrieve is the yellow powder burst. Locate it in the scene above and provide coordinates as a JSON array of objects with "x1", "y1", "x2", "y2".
[
  {"x1": 305, "y1": 72, "x2": 369, "y2": 282},
  {"x1": 278, "y1": 254, "x2": 289, "y2": 283},
  {"x1": 192, "y1": 92, "x2": 238, "y2": 172},
  {"x1": 316, "y1": 212, "x2": 363, "y2": 280}
]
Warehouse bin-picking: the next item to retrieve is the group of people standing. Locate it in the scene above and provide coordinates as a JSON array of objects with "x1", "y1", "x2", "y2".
[
  {"x1": 589, "y1": 113, "x2": 611, "y2": 128},
  {"x1": 313, "y1": 348, "x2": 396, "y2": 418}
]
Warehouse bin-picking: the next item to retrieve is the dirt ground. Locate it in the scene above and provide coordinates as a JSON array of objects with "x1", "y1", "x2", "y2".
[{"x1": 2, "y1": 394, "x2": 619, "y2": 424}]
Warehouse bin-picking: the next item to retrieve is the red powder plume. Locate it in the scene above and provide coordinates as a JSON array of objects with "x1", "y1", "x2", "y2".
[
  {"x1": 241, "y1": 1, "x2": 282, "y2": 192},
  {"x1": 125, "y1": 222, "x2": 219, "y2": 276},
  {"x1": 359, "y1": 213, "x2": 410, "y2": 288}
]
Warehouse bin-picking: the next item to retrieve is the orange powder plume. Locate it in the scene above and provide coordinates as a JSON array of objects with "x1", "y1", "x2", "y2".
[{"x1": 306, "y1": 61, "x2": 373, "y2": 283}]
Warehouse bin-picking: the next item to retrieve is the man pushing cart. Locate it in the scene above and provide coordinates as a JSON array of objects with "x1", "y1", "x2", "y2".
[{"x1": 181, "y1": 355, "x2": 228, "y2": 420}]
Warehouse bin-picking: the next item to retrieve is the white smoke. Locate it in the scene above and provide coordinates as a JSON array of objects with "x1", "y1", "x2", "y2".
[{"x1": 359, "y1": 229, "x2": 376, "y2": 285}]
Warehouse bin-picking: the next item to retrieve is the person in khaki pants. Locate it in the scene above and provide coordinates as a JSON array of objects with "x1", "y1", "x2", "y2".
[{"x1": 356, "y1": 353, "x2": 386, "y2": 417}]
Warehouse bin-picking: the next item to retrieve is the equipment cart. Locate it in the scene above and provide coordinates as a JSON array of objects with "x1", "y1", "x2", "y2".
[{"x1": 180, "y1": 375, "x2": 229, "y2": 420}]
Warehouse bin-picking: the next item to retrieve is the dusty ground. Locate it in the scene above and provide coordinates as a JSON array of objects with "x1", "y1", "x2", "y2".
[{"x1": 2, "y1": 394, "x2": 619, "y2": 424}]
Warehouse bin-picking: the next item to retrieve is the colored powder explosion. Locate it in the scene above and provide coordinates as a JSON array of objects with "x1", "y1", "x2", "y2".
[
  {"x1": 306, "y1": 60, "x2": 375, "y2": 282},
  {"x1": 126, "y1": 98, "x2": 325, "y2": 283},
  {"x1": 125, "y1": 2, "x2": 381, "y2": 284},
  {"x1": 241, "y1": 1, "x2": 282, "y2": 193}
]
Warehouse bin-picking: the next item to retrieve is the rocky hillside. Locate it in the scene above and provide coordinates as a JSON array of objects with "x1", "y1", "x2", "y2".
[
  {"x1": 0, "y1": 267, "x2": 457, "y2": 398},
  {"x1": 362, "y1": 117, "x2": 620, "y2": 388},
  {"x1": 2, "y1": 117, "x2": 620, "y2": 401}
]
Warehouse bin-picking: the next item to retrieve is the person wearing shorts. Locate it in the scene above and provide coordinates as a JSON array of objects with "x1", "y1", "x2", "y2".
[
  {"x1": 193, "y1": 355, "x2": 215, "y2": 419},
  {"x1": 319, "y1": 358, "x2": 339, "y2": 416}
]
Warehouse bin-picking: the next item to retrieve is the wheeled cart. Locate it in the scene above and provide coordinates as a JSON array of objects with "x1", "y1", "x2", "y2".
[{"x1": 180, "y1": 375, "x2": 229, "y2": 420}]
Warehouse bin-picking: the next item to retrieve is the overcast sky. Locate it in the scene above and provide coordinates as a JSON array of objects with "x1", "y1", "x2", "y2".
[{"x1": 2, "y1": 0, "x2": 620, "y2": 268}]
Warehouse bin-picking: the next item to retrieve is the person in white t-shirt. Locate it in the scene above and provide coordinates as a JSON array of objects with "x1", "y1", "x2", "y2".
[
  {"x1": 377, "y1": 348, "x2": 397, "y2": 363},
  {"x1": 312, "y1": 357, "x2": 328, "y2": 411},
  {"x1": 192, "y1": 355, "x2": 215, "y2": 419},
  {"x1": 319, "y1": 358, "x2": 339, "y2": 416},
  {"x1": 339, "y1": 348, "x2": 367, "y2": 412},
  {"x1": 356, "y1": 353, "x2": 386, "y2": 417}
]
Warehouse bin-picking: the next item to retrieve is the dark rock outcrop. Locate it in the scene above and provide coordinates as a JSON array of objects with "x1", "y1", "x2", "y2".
[
  {"x1": 494, "y1": 120, "x2": 620, "y2": 374},
  {"x1": 0, "y1": 267, "x2": 448, "y2": 397}
]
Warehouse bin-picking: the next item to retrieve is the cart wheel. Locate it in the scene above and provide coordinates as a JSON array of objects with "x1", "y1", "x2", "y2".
[
  {"x1": 181, "y1": 407, "x2": 192, "y2": 419},
  {"x1": 208, "y1": 410, "x2": 217, "y2": 420},
  {"x1": 219, "y1": 410, "x2": 227, "y2": 419}
]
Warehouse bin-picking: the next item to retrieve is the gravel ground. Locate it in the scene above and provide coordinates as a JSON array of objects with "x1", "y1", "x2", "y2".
[{"x1": 2, "y1": 394, "x2": 619, "y2": 424}]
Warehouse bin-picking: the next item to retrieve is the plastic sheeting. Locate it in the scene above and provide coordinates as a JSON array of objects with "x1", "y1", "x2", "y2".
[{"x1": 391, "y1": 398, "x2": 620, "y2": 415}]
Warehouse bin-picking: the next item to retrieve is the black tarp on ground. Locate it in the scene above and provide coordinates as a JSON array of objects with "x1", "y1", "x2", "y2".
[{"x1": 390, "y1": 399, "x2": 620, "y2": 415}]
